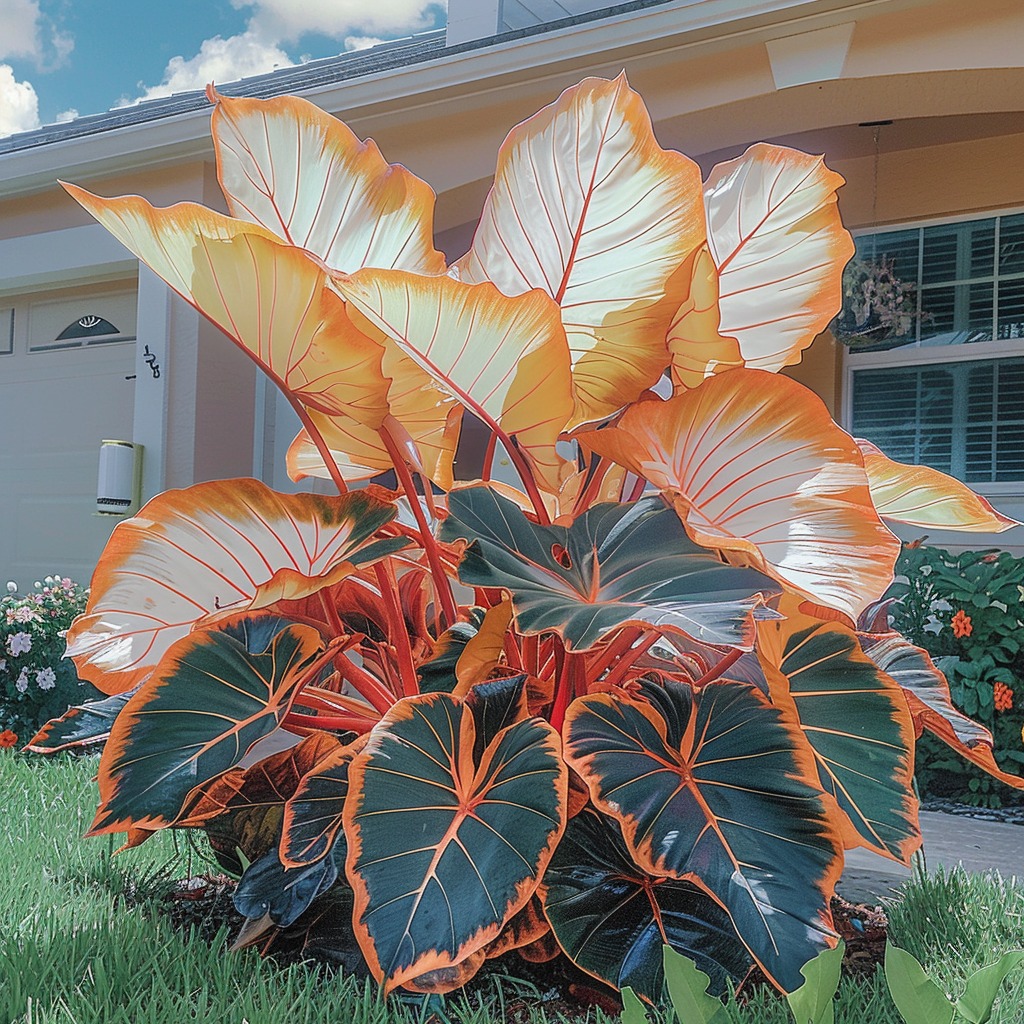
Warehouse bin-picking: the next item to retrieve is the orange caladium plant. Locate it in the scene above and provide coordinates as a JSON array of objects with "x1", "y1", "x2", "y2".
[{"x1": 34, "y1": 76, "x2": 1022, "y2": 1003}]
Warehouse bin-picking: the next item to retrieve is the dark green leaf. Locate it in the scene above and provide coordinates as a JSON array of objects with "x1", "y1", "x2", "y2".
[
  {"x1": 25, "y1": 689, "x2": 137, "y2": 754},
  {"x1": 90, "y1": 615, "x2": 325, "y2": 834},
  {"x1": 759, "y1": 616, "x2": 919, "y2": 863},
  {"x1": 543, "y1": 808, "x2": 752, "y2": 1001},
  {"x1": 563, "y1": 680, "x2": 841, "y2": 991},
  {"x1": 440, "y1": 489, "x2": 779, "y2": 651},
  {"x1": 234, "y1": 836, "x2": 344, "y2": 928},
  {"x1": 346, "y1": 691, "x2": 567, "y2": 991}
]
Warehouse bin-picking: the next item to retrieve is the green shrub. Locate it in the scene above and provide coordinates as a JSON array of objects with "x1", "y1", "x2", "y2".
[{"x1": 887, "y1": 545, "x2": 1024, "y2": 806}]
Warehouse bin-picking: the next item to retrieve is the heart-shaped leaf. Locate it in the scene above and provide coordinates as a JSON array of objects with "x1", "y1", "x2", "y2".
[
  {"x1": 208, "y1": 89, "x2": 445, "y2": 275},
  {"x1": 579, "y1": 369, "x2": 900, "y2": 622},
  {"x1": 704, "y1": 143, "x2": 853, "y2": 372},
  {"x1": 90, "y1": 615, "x2": 326, "y2": 835},
  {"x1": 66, "y1": 480, "x2": 402, "y2": 694},
  {"x1": 344, "y1": 681, "x2": 567, "y2": 992},
  {"x1": 757, "y1": 604, "x2": 920, "y2": 864},
  {"x1": 440, "y1": 488, "x2": 778, "y2": 651},
  {"x1": 543, "y1": 807, "x2": 752, "y2": 1001},
  {"x1": 456, "y1": 73, "x2": 705, "y2": 427},
  {"x1": 563, "y1": 680, "x2": 842, "y2": 990}
]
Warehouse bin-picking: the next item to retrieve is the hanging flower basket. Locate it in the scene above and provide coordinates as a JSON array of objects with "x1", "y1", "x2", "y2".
[{"x1": 832, "y1": 255, "x2": 925, "y2": 350}]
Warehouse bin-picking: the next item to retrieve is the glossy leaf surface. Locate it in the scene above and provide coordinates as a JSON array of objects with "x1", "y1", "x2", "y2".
[
  {"x1": 579, "y1": 369, "x2": 900, "y2": 622},
  {"x1": 757, "y1": 606, "x2": 919, "y2": 864},
  {"x1": 209, "y1": 90, "x2": 445, "y2": 275},
  {"x1": 66, "y1": 480, "x2": 400, "y2": 694},
  {"x1": 861, "y1": 632, "x2": 1024, "y2": 789},
  {"x1": 90, "y1": 616, "x2": 324, "y2": 834},
  {"x1": 704, "y1": 143, "x2": 853, "y2": 372},
  {"x1": 25, "y1": 690, "x2": 135, "y2": 754},
  {"x1": 857, "y1": 440, "x2": 1018, "y2": 532},
  {"x1": 543, "y1": 808, "x2": 752, "y2": 1001},
  {"x1": 234, "y1": 838, "x2": 344, "y2": 929},
  {"x1": 440, "y1": 488, "x2": 777, "y2": 651},
  {"x1": 456, "y1": 74, "x2": 704, "y2": 426},
  {"x1": 63, "y1": 185, "x2": 390, "y2": 426},
  {"x1": 563, "y1": 681, "x2": 842, "y2": 990},
  {"x1": 336, "y1": 269, "x2": 573, "y2": 491},
  {"x1": 344, "y1": 685, "x2": 567, "y2": 991}
]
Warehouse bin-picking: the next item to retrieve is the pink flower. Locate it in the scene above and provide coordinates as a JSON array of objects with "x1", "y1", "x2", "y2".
[
  {"x1": 35, "y1": 667, "x2": 56, "y2": 691},
  {"x1": 15, "y1": 668, "x2": 29, "y2": 693}
]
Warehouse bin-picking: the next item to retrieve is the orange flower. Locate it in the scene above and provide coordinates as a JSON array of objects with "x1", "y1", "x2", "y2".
[
  {"x1": 994, "y1": 682, "x2": 1014, "y2": 713},
  {"x1": 0, "y1": 729, "x2": 18, "y2": 749},
  {"x1": 951, "y1": 609, "x2": 973, "y2": 638}
]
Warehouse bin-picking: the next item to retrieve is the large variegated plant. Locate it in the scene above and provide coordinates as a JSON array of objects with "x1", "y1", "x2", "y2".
[{"x1": 31, "y1": 75, "x2": 1022, "y2": 1001}]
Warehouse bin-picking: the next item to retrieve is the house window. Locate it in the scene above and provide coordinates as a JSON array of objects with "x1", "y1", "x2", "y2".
[
  {"x1": 846, "y1": 212, "x2": 1024, "y2": 489},
  {"x1": 0, "y1": 308, "x2": 12, "y2": 354}
]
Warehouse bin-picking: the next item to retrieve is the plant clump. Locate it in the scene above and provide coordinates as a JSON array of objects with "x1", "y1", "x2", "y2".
[{"x1": 28, "y1": 75, "x2": 1023, "y2": 1003}]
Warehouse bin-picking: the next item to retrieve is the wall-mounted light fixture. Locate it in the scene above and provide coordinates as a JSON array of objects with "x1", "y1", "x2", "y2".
[{"x1": 96, "y1": 440, "x2": 142, "y2": 515}]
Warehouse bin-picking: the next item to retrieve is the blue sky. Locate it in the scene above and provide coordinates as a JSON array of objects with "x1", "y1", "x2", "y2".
[{"x1": 0, "y1": 0, "x2": 447, "y2": 137}]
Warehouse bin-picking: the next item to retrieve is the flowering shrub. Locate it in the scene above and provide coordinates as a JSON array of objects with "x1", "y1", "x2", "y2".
[
  {"x1": 887, "y1": 544, "x2": 1024, "y2": 806},
  {"x1": 0, "y1": 578, "x2": 98, "y2": 744}
]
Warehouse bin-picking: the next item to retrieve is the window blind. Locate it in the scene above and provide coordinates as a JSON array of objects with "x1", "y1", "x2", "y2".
[{"x1": 851, "y1": 357, "x2": 1024, "y2": 484}]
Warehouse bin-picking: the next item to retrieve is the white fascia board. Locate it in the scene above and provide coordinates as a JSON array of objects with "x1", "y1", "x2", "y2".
[{"x1": 0, "y1": 0, "x2": 930, "y2": 199}]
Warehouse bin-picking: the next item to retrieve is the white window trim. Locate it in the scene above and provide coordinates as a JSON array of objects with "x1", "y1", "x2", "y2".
[{"x1": 841, "y1": 208, "x2": 1024, "y2": 500}]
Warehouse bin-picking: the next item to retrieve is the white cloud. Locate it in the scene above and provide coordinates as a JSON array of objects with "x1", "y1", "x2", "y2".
[
  {"x1": 0, "y1": 62, "x2": 40, "y2": 137},
  {"x1": 0, "y1": 0, "x2": 41, "y2": 60},
  {"x1": 344, "y1": 36, "x2": 386, "y2": 51},
  {"x1": 128, "y1": 0, "x2": 443, "y2": 105},
  {"x1": 0, "y1": 0, "x2": 73, "y2": 68},
  {"x1": 54, "y1": 106, "x2": 77, "y2": 123},
  {"x1": 131, "y1": 30, "x2": 295, "y2": 103},
  {"x1": 239, "y1": 0, "x2": 446, "y2": 41}
]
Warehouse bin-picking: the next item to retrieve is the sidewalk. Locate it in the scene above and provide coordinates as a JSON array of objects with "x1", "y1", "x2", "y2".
[{"x1": 838, "y1": 810, "x2": 1024, "y2": 904}]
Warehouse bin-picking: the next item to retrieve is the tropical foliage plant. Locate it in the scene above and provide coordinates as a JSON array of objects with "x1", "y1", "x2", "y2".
[{"x1": 29, "y1": 75, "x2": 1023, "y2": 1001}]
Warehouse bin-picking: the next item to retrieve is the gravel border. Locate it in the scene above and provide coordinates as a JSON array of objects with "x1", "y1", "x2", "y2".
[{"x1": 921, "y1": 798, "x2": 1024, "y2": 826}]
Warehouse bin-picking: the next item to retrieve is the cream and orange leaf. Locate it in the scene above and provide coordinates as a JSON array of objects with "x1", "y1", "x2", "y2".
[
  {"x1": 704, "y1": 143, "x2": 854, "y2": 372},
  {"x1": 62, "y1": 186, "x2": 390, "y2": 427},
  {"x1": 579, "y1": 369, "x2": 901, "y2": 621},
  {"x1": 857, "y1": 439, "x2": 1019, "y2": 532},
  {"x1": 455, "y1": 74, "x2": 705, "y2": 427},
  {"x1": 667, "y1": 244, "x2": 743, "y2": 390},
  {"x1": 335, "y1": 268, "x2": 574, "y2": 494},
  {"x1": 208, "y1": 89, "x2": 446, "y2": 276},
  {"x1": 65, "y1": 480, "x2": 402, "y2": 695}
]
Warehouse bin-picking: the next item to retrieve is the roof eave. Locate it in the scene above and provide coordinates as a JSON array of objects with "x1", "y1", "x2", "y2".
[{"x1": 0, "y1": 0, "x2": 930, "y2": 198}]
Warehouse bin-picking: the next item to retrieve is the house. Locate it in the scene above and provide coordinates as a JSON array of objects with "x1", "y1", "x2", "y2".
[{"x1": 2, "y1": 0, "x2": 1023, "y2": 584}]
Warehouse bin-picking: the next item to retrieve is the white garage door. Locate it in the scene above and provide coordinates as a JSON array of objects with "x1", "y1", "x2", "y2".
[{"x1": 0, "y1": 282, "x2": 136, "y2": 588}]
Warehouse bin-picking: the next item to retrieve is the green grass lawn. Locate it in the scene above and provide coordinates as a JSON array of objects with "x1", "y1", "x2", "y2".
[{"x1": 2, "y1": 751, "x2": 1023, "y2": 1023}]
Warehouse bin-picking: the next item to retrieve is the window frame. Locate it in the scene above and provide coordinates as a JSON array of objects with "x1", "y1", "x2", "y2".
[{"x1": 842, "y1": 206, "x2": 1024, "y2": 499}]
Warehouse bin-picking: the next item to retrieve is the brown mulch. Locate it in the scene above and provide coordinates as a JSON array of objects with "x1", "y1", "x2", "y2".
[{"x1": 162, "y1": 876, "x2": 890, "y2": 1017}]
